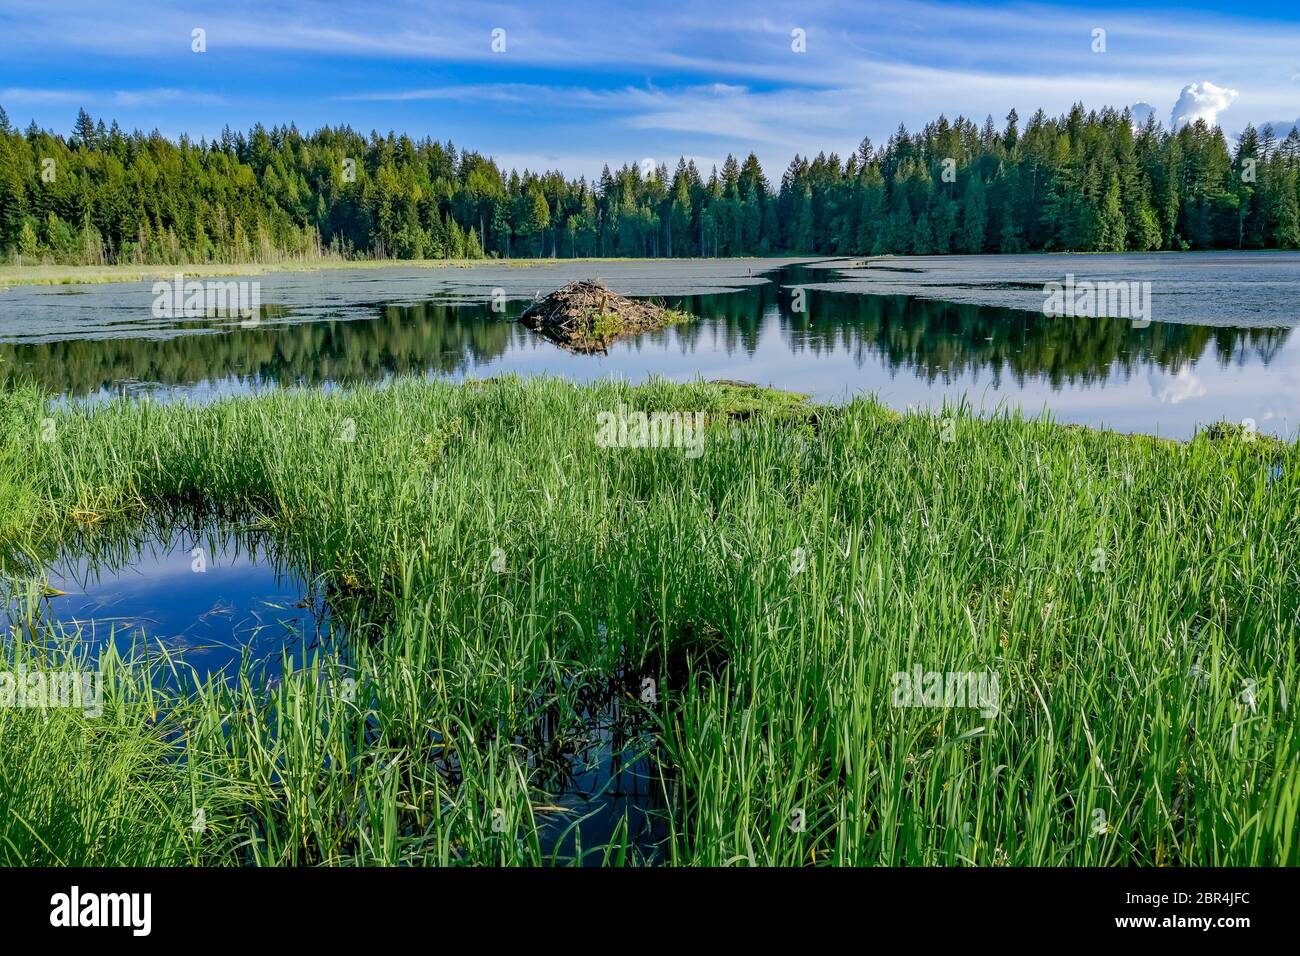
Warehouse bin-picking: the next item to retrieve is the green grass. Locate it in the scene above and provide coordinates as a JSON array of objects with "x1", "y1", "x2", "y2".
[
  {"x1": 658, "y1": 307, "x2": 698, "y2": 330},
  {"x1": 0, "y1": 386, "x2": 41, "y2": 546},
  {"x1": 581, "y1": 304, "x2": 693, "y2": 345},
  {"x1": 1, "y1": 376, "x2": 1297, "y2": 865},
  {"x1": 588, "y1": 310, "x2": 624, "y2": 341}
]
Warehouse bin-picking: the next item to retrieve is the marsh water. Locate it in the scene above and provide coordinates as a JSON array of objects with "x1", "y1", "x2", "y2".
[
  {"x1": 0, "y1": 521, "x2": 334, "y2": 683},
  {"x1": 2, "y1": 252, "x2": 1298, "y2": 438},
  {"x1": 529, "y1": 689, "x2": 666, "y2": 864},
  {"x1": 0, "y1": 519, "x2": 657, "y2": 862}
]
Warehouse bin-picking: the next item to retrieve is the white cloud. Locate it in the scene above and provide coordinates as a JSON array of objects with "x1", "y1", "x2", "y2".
[
  {"x1": 1129, "y1": 102, "x2": 1156, "y2": 126},
  {"x1": 1170, "y1": 81, "x2": 1239, "y2": 129}
]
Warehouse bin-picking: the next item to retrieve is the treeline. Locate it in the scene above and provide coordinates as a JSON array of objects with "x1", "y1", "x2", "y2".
[{"x1": 1, "y1": 103, "x2": 1299, "y2": 266}]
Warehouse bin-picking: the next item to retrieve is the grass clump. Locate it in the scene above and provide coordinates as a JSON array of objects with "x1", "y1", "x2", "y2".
[
  {"x1": 1, "y1": 376, "x2": 1297, "y2": 866},
  {"x1": 589, "y1": 310, "x2": 623, "y2": 341},
  {"x1": 0, "y1": 385, "x2": 43, "y2": 552}
]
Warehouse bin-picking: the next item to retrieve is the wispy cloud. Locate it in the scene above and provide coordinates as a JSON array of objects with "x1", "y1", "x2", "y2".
[
  {"x1": 0, "y1": 87, "x2": 87, "y2": 105},
  {"x1": 112, "y1": 89, "x2": 224, "y2": 107},
  {"x1": 338, "y1": 85, "x2": 542, "y2": 104},
  {"x1": 3, "y1": 0, "x2": 1300, "y2": 173},
  {"x1": 1, "y1": 86, "x2": 223, "y2": 109}
]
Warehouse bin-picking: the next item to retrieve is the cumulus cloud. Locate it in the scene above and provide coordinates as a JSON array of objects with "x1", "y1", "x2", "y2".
[
  {"x1": 1171, "y1": 82, "x2": 1238, "y2": 129},
  {"x1": 1129, "y1": 102, "x2": 1156, "y2": 127},
  {"x1": 1256, "y1": 117, "x2": 1300, "y2": 136}
]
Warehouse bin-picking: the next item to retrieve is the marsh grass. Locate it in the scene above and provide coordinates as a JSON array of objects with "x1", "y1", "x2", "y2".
[{"x1": 1, "y1": 375, "x2": 1296, "y2": 865}]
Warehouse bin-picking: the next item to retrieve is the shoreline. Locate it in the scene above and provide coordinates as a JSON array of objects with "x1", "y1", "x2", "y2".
[
  {"x1": 0, "y1": 255, "x2": 784, "y2": 289},
  {"x1": 7, "y1": 247, "x2": 1299, "y2": 290}
]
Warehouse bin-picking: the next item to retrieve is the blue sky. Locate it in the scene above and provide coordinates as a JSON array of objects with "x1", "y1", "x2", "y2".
[{"x1": 2, "y1": 0, "x2": 1298, "y2": 179}]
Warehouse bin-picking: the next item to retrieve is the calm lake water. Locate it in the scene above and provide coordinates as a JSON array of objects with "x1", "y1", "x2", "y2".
[{"x1": 2, "y1": 252, "x2": 1298, "y2": 438}]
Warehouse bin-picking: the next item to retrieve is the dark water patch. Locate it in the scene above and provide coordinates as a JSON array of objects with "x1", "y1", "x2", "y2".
[
  {"x1": 1, "y1": 517, "x2": 336, "y2": 687},
  {"x1": 488, "y1": 666, "x2": 669, "y2": 866},
  {"x1": 528, "y1": 686, "x2": 666, "y2": 865}
]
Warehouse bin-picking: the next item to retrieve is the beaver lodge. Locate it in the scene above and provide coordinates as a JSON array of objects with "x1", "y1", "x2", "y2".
[{"x1": 517, "y1": 280, "x2": 691, "y2": 353}]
